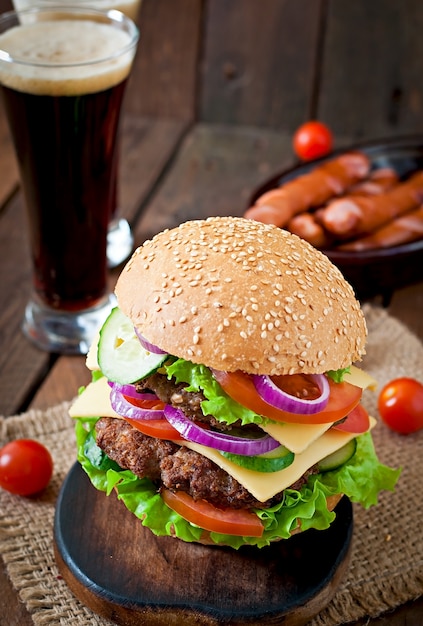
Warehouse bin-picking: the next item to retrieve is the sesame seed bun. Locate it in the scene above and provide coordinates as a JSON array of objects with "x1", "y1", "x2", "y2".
[{"x1": 115, "y1": 216, "x2": 367, "y2": 375}]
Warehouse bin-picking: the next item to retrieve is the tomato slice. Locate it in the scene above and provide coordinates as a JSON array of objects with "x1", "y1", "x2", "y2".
[
  {"x1": 122, "y1": 395, "x2": 185, "y2": 440},
  {"x1": 122, "y1": 394, "x2": 178, "y2": 440},
  {"x1": 162, "y1": 488, "x2": 264, "y2": 537},
  {"x1": 212, "y1": 370, "x2": 362, "y2": 424},
  {"x1": 124, "y1": 395, "x2": 166, "y2": 411},
  {"x1": 124, "y1": 417, "x2": 184, "y2": 441},
  {"x1": 332, "y1": 403, "x2": 370, "y2": 433}
]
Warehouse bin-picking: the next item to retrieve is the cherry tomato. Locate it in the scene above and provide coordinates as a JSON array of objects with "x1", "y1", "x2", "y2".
[
  {"x1": 0, "y1": 439, "x2": 53, "y2": 496},
  {"x1": 211, "y1": 369, "x2": 362, "y2": 424},
  {"x1": 162, "y1": 488, "x2": 264, "y2": 537},
  {"x1": 293, "y1": 121, "x2": 333, "y2": 161},
  {"x1": 378, "y1": 377, "x2": 423, "y2": 434}
]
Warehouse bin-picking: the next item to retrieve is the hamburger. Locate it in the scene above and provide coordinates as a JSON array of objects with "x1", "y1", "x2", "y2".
[{"x1": 70, "y1": 216, "x2": 400, "y2": 549}]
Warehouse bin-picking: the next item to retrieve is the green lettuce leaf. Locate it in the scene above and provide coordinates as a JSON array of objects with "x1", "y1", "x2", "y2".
[
  {"x1": 314, "y1": 431, "x2": 401, "y2": 509},
  {"x1": 326, "y1": 366, "x2": 351, "y2": 383},
  {"x1": 165, "y1": 359, "x2": 267, "y2": 426},
  {"x1": 74, "y1": 416, "x2": 401, "y2": 549}
]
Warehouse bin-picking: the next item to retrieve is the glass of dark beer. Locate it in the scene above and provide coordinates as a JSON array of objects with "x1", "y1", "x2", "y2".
[
  {"x1": 0, "y1": 7, "x2": 139, "y2": 353},
  {"x1": 11, "y1": 0, "x2": 141, "y2": 269}
]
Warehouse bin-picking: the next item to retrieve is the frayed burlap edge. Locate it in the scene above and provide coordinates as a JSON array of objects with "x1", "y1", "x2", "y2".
[
  {"x1": 0, "y1": 401, "x2": 112, "y2": 625},
  {"x1": 0, "y1": 304, "x2": 422, "y2": 626}
]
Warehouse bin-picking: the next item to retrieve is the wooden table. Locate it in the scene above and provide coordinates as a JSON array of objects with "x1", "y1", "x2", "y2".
[{"x1": 1, "y1": 1, "x2": 422, "y2": 624}]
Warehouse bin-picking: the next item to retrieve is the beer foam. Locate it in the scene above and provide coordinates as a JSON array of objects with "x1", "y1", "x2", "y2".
[
  {"x1": 12, "y1": 0, "x2": 142, "y2": 23},
  {"x1": 0, "y1": 19, "x2": 137, "y2": 95}
]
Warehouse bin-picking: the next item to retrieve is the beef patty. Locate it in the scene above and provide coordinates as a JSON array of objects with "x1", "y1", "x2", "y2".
[{"x1": 95, "y1": 417, "x2": 315, "y2": 510}]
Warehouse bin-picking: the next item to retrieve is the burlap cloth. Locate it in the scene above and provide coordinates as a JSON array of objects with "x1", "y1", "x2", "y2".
[{"x1": 0, "y1": 304, "x2": 422, "y2": 626}]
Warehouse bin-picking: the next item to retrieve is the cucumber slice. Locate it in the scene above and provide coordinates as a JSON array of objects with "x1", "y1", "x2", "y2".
[
  {"x1": 98, "y1": 307, "x2": 167, "y2": 384},
  {"x1": 317, "y1": 438, "x2": 357, "y2": 472},
  {"x1": 221, "y1": 446, "x2": 295, "y2": 473}
]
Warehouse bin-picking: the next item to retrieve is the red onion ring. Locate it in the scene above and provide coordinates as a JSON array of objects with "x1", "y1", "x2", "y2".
[
  {"x1": 134, "y1": 328, "x2": 167, "y2": 354},
  {"x1": 252, "y1": 373, "x2": 330, "y2": 414},
  {"x1": 163, "y1": 405, "x2": 280, "y2": 455},
  {"x1": 110, "y1": 388, "x2": 165, "y2": 421},
  {"x1": 108, "y1": 381, "x2": 159, "y2": 401}
]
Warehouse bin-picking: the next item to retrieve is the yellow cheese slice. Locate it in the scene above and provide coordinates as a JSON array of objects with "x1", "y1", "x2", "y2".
[
  {"x1": 346, "y1": 365, "x2": 377, "y2": 391},
  {"x1": 86, "y1": 333, "x2": 100, "y2": 371},
  {"x1": 262, "y1": 422, "x2": 333, "y2": 454},
  {"x1": 180, "y1": 422, "x2": 374, "y2": 503},
  {"x1": 69, "y1": 377, "x2": 120, "y2": 419}
]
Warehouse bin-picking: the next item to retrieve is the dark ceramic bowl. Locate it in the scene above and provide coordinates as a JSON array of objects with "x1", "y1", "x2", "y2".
[{"x1": 249, "y1": 136, "x2": 423, "y2": 303}]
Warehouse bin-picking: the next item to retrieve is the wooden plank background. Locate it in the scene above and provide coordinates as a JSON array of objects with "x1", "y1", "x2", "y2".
[
  {"x1": 1, "y1": 4, "x2": 423, "y2": 624},
  {"x1": 199, "y1": 0, "x2": 323, "y2": 128},
  {"x1": 1, "y1": 0, "x2": 423, "y2": 411}
]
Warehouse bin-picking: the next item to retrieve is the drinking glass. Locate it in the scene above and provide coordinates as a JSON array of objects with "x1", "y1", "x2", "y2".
[
  {"x1": 0, "y1": 7, "x2": 139, "y2": 353},
  {"x1": 11, "y1": 0, "x2": 142, "y2": 267}
]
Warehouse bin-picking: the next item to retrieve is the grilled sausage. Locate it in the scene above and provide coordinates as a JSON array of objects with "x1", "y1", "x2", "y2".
[
  {"x1": 348, "y1": 167, "x2": 399, "y2": 196},
  {"x1": 244, "y1": 151, "x2": 370, "y2": 227},
  {"x1": 320, "y1": 170, "x2": 423, "y2": 237},
  {"x1": 336, "y1": 205, "x2": 423, "y2": 251},
  {"x1": 287, "y1": 213, "x2": 333, "y2": 248}
]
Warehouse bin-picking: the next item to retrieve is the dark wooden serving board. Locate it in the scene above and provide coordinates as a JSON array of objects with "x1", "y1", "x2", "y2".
[{"x1": 54, "y1": 463, "x2": 353, "y2": 626}]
